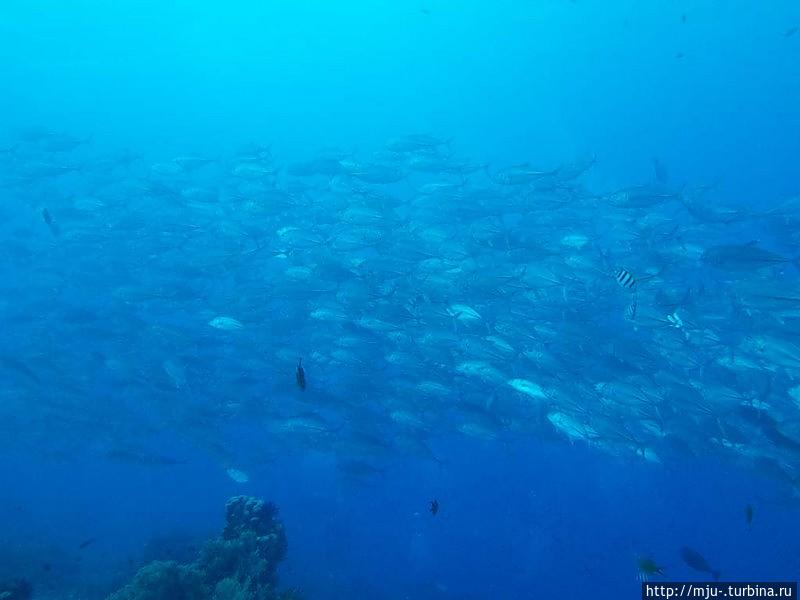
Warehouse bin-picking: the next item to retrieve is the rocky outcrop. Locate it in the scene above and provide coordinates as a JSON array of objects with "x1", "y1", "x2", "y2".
[{"x1": 108, "y1": 497, "x2": 297, "y2": 600}]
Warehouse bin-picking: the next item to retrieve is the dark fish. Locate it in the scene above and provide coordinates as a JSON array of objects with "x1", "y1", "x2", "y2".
[
  {"x1": 681, "y1": 14, "x2": 687, "y2": 24},
  {"x1": 296, "y1": 358, "x2": 306, "y2": 390},
  {"x1": 745, "y1": 504, "x2": 753, "y2": 527},
  {"x1": 42, "y1": 563, "x2": 52, "y2": 572},
  {"x1": 680, "y1": 546, "x2": 720, "y2": 580},
  {"x1": 429, "y1": 499, "x2": 439, "y2": 515},
  {"x1": 79, "y1": 538, "x2": 96, "y2": 550},
  {"x1": 615, "y1": 268, "x2": 637, "y2": 290},
  {"x1": 701, "y1": 242, "x2": 794, "y2": 271},
  {"x1": 42, "y1": 208, "x2": 60, "y2": 236},
  {"x1": 761, "y1": 421, "x2": 800, "y2": 453},
  {"x1": 637, "y1": 556, "x2": 664, "y2": 580},
  {"x1": 739, "y1": 408, "x2": 797, "y2": 455},
  {"x1": 785, "y1": 26, "x2": 798, "y2": 38}
]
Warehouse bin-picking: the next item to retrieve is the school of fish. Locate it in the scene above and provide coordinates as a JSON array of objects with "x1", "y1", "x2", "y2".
[{"x1": 1, "y1": 130, "x2": 800, "y2": 497}]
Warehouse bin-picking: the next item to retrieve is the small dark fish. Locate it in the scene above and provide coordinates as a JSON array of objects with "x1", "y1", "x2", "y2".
[
  {"x1": 785, "y1": 26, "x2": 798, "y2": 38},
  {"x1": 42, "y1": 563, "x2": 52, "y2": 572},
  {"x1": 296, "y1": 358, "x2": 306, "y2": 390},
  {"x1": 42, "y1": 208, "x2": 60, "y2": 236},
  {"x1": 420, "y1": 7, "x2": 430, "y2": 15},
  {"x1": 429, "y1": 499, "x2": 439, "y2": 515},
  {"x1": 637, "y1": 556, "x2": 664, "y2": 580},
  {"x1": 615, "y1": 268, "x2": 637, "y2": 290},
  {"x1": 681, "y1": 13, "x2": 687, "y2": 24},
  {"x1": 745, "y1": 503, "x2": 753, "y2": 527},
  {"x1": 78, "y1": 538, "x2": 96, "y2": 550},
  {"x1": 680, "y1": 546, "x2": 720, "y2": 580},
  {"x1": 676, "y1": 51, "x2": 685, "y2": 59}
]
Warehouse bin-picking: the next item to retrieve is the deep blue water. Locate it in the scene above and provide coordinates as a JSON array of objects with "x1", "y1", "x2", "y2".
[
  {"x1": 4, "y1": 438, "x2": 799, "y2": 598},
  {"x1": 1, "y1": 1, "x2": 800, "y2": 599}
]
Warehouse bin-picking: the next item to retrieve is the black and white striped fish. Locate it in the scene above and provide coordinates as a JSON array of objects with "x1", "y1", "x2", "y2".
[
  {"x1": 614, "y1": 267, "x2": 637, "y2": 290},
  {"x1": 625, "y1": 295, "x2": 638, "y2": 321}
]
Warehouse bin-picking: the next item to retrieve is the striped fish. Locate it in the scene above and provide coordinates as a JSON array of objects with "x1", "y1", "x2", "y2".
[
  {"x1": 625, "y1": 295, "x2": 638, "y2": 321},
  {"x1": 614, "y1": 267, "x2": 637, "y2": 290}
]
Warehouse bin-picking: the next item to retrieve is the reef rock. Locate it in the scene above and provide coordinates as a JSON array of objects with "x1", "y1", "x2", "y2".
[
  {"x1": 223, "y1": 496, "x2": 284, "y2": 542},
  {"x1": 107, "y1": 562, "x2": 207, "y2": 600},
  {"x1": 107, "y1": 497, "x2": 295, "y2": 600}
]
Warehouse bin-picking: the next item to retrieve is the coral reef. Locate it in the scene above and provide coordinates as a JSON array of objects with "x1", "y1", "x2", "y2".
[
  {"x1": 108, "y1": 562, "x2": 207, "y2": 600},
  {"x1": 108, "y1": 497, "x2": 296, "y2": 600},
  {"x1": 223, "y1": 497, "x2": 284, "y2": 542},
  {"x1": 141, "y1": 531, "x2": 208, "y2": 565}
]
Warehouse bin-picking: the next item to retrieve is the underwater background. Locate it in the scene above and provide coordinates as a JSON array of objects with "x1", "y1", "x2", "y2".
[{"x1": 1, "y1": 1, "x2": 800, "y2": 598}]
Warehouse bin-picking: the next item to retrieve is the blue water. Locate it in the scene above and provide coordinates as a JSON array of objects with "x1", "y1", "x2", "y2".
[{"x1": 1, "y1": 1, "x2": 800, "y2": 599}]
